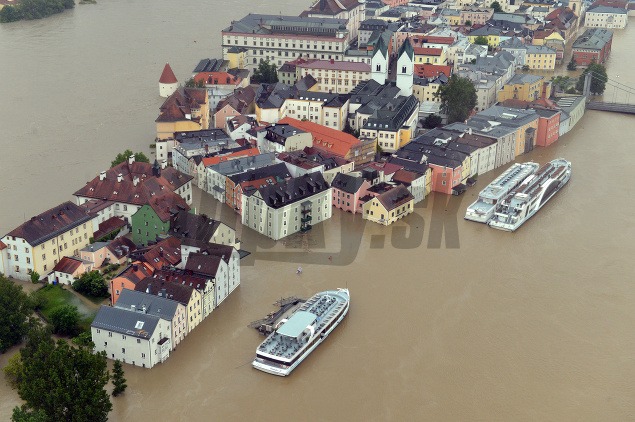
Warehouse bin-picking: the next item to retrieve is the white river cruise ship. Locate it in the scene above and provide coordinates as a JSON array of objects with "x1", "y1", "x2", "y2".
[
  {"x1": 465, "y1": 162, "x2": 540, "y2": 223},
  {"x1": 252, "y1": 288, "x2": 350, "y2": 376},
  {"x1": 488, "y1": 159, "x2": 572, "y2": 232}
]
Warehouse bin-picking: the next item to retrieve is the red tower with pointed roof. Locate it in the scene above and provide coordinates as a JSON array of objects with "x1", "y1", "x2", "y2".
[{"x1": 159, "y1": 63, "x2": 178, "y2": 97}]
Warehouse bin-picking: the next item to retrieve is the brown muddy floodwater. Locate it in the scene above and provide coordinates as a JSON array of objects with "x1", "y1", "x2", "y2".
[{"x1": 1, "y1": 3, "x2": 635, "y2": 420}]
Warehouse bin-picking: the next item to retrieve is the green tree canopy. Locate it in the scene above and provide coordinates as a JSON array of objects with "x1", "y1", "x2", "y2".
[
  {"x1": 49, "y1": 305, "x2": 81, "y2": 336},
  {"x1": 422, "y1": 114, "x2": 443, "y2": 129},
  {"x1": 567, "y1": 56, "x2": 577, "y2": 71},
  {"x1": 110, "y1": 149, "x2": 150, "y2": 167},
  {"x1": 436, "y1": 75, "x2": 478, "y2": 124},
  {"x1": 0, "y1": 0, "x2": 74, "y2": 23},
  {"x1": 111, "y1": 360, "x2": 127, "y2": 397},
  {"x1": 18, "y1": 322, "x2": 112, "y2": 421},
  {"x1": 11, "y1": 405, "x2": 47, "y2": 422},
  {"x1": 0, "y1": 275, "x2": 33, "y2": 353},
  {"x1": 575, "y1": 62, "x2": 608, "y2": 95},
  {"x1": 185, "y1": 77, "x2": 205, "y2": 88},
  {"x1": 490, "y1": 1, "x2": 503, "y2": 12},
  {"x1": 73, "y1": 270, "x2": 109, "y2": 298},
  {"x1": 251, "y1": 59, "x2": 279, "y2": 84},
  {"x1": 474, "y1": 36, "x2": 489, "y2": 46}
]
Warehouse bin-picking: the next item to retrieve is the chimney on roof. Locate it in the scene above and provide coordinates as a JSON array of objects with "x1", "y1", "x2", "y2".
[
  {"x1": 146, "y1": 283, "x2": 151, "y2": 294},
  {"x1": 161, "y1": 160, "x2": 168, "y2": 169},
  {"x1": 117, "y1": 173, "x2": 123, "y2": 183},
  {"x1": 128, "y1": 155, "x2": 135, "y2": 165},
  {"x1": 133, "y1": 176, "x2": 140, "y2": 187},
  {"x1": 142, "y1": 305, "x2": 147, "y2": 313},
  {"x1": 99, "y1": 171, "x2": 106, "y2": 181},
  {"x1": 330, "y1": 58, "x2": 334, "y2": 64},
  {"x1": 133, "y1": 263, "x2": 139, "y2": 271},
  {"x1": 131, "y1": 305, "x2": 136, "y2": 312}
]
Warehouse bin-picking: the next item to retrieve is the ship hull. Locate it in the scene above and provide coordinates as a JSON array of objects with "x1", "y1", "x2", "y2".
[
  {"x1": 489, "y1": 162, "x2": 571, "y2": 232},
  {"x1": 252, "y1": 290, "x2": 350, "y2": 376}
]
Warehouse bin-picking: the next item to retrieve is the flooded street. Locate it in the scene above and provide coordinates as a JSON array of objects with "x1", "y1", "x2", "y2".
[{"x1": 1, "y1": 3, "x2": 635, "y2": 420}]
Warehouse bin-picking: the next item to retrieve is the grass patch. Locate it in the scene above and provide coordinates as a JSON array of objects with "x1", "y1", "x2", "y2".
[{"x1": 34, "y1": 285, "x2": 97, "y2": 332}]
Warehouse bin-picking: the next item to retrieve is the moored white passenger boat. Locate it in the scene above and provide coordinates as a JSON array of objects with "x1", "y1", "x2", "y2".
[
  {"x1": 252, "y1": 288, "x2": 350, "y2": 376},
  {"x1": 488, "y1": 159, "x2": 571, "y2": 232},
  {"x1": 465, "y1": 162, "x2": 540, "y2": 223}
]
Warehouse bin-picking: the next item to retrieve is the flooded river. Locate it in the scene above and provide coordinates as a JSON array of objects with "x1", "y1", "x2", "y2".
[{"x1": 1, "y1": 3, "x2": 635, "y2": 420}]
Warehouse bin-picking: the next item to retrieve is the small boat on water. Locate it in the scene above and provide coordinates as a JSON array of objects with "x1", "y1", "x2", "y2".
[
  {"x1": 252, "y1": 288, "x2": 350, "y2": 376},
  {"x1": 465, "y1": 162, "x2": 540, "y2": 223},
  {"x1": 488, "y1": 158, "x2": 572, "y2": 232}
]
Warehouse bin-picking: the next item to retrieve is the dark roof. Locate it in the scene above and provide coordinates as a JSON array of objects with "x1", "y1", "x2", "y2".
[
  {"x1": 159, "y1": 63, "x2": 177, "y2": 84},
  {"x1": 386, "y1": 157, "x2": 428, "y2": 174},
  {"x1": 304, "y1": 0, "x2": 362, "y2": 15},
  {"x1": 106, "y1": 237, "x2": 137, "y2": 259},
  {"x1": 7, "y1": 201, "x2": 92, "y2": 247},
  {"x1": 374, "y1": 185, "x2": 414, "y2": 211},
  {"x1": 169, "y1": 211, "x2": 222, "y2": 243},
  {"x1": 92, "y1": 305, "x2": 160, "y2": 339},
  {"x1": 192, "y1": 58, "x2": 228, "y2": 73},
  {"x1": 228, "y1": 162, "x2": 291, "y2": 184},
  {"x1": 135, "y1": 276, "x2": 195, "y2": 306},
  {"x1": 115, "y1": 289, "x2": 180, "y2": 320},
  {"x1": 331, "y1": 173, "x2": 366, "y2": 194},
  {"x1": 52, "y1": 256, "x2": 83, "y2": 274},
  {"x1": 184, "y1": 253, "x2": 222, "y2": 277},
  {"x1": 257, "y1": 173, "x2": 330, "y2": 209}
]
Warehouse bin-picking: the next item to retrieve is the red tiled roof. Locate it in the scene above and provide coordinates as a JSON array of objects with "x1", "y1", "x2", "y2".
[
  {"x1": 418, "y1": 36, "x2": 455, "y2": 45},
  {"x1": 52, "y1": 256, "x2": 83, "y2": 274},
  {"x1": 193, "y1": 72, "x2": 242, "y2": 86},
  {"x1": 393, "y1": 169, "x2": 424, "y2": 185},
  {"x1": 156, "y1": 87, "x2": 207, "y2": 123},
  {"x1": 364, "y1": 161, "x2": 403, "y2": 176},
  {"x1": 533, "y1": 29, "x2": 558, "y2": 39},
  {"x1": 413, "y1": 47, "x2": 444, "y2": 56},
  {"x1": 147, "y1": 191, "x2": 190, "y2": 222},
  {"x1": 74, "y1": 160, "x2": 192, "y2": 206},
  {"x1": 116, "y1": 261, "x2": 155, "y2": 284},
  {"x1": 202, "y1": 147, "x2": 260, "y2": 167},
  {"x1": 278, "y1": 117, "x2": 361, "y2": 158},
  {"x1": 414, "y1": 64, "x2": 452, "y2": 78},
  {"x1": 0, "y1": 240, "x2": 6, "y2": 250},
  {"x1": 142, "y1": 237, "x2": 181, "y2": 270},
  {"x1": 159, "y1": 63, "x2": 178, "y2": 84}
]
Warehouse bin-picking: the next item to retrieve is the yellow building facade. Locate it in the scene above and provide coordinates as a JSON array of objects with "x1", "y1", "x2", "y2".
[{"x1": 497, "y1": 75, "x2": 545, "y2": 102}]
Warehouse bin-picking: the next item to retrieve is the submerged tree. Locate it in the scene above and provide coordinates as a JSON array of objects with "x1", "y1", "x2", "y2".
[
  {"x1": 111, "y1": 360, "x2": 127, "y2": 397},
  {"x1": 0, "y1": 275, "x2": 33, "y2": 353},
  {"x1": 575, "y1": 62, "x2": 608, "y2": 95},
  {"x1": 110, "y1": 149, "x2": 150, "y2": 167},
  {"x1": 17, "y1": 322, "x2": 112, "y2": 421}
]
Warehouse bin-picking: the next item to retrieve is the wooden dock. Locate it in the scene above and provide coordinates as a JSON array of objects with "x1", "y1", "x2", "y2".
[{"x1": 248, "y1": 296, "x2": 305, "y2": 336}]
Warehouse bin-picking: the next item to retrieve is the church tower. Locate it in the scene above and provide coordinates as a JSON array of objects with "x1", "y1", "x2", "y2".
[
  {"x1": 396, "y1": 39, "x2": 414, "y2": 97},
  {"x1": 569, "y1": 0, "x2": 582, "y2": 17},
  {"x1": 371, "y1": 37, "x2": 388, "y2": 85}
]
